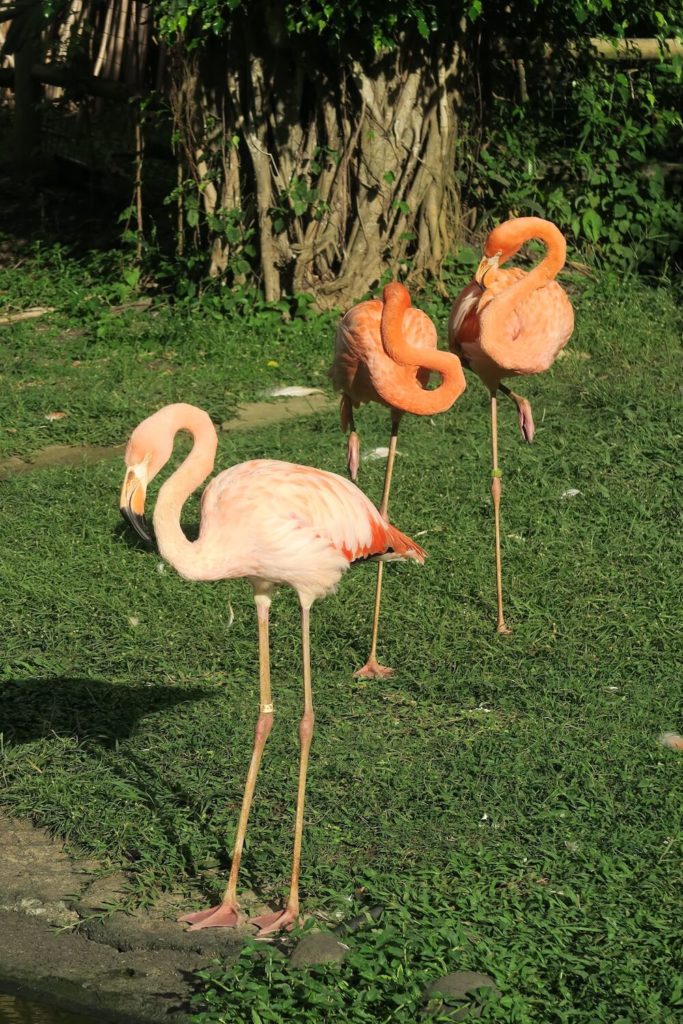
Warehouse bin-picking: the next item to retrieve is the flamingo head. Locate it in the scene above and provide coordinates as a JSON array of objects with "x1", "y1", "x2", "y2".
[
  {"x1": 475, "y1": 219, "x2": 531, "y2": 288},
  {"x1": 474, "y1": 250, "x2": 501, "y2": 290},
  {"x1": 119, "y1": 411, "x2": 175, "y2": 545},
  {"x1": 120, "y1": 453, "x2": 153, "y2": 545}
]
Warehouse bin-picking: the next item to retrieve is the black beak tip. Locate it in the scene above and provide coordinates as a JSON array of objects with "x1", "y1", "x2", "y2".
[{"x1": 120, "y1": 505, "x2": 155, "y2": 548}]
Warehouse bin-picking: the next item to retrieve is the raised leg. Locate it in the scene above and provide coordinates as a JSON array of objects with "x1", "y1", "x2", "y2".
[
  {"x1": 341, "y1": 393, "x2": 360, "y2": 481},
  {"x1": 178, "y1": 592, "x2": 275, "y2": 930},
  {"x1": 490, "y1": 393, "x2": 512, "y2": 635},
  {"x1": 354, "y1": 416, "x2": 400, "y2": 680},
  {"x1": 498, "y1": 383, "x2": 535, "y2": 443},
  {"x1": 251, "y1": 602, "x2": 315, "y2": 936}
]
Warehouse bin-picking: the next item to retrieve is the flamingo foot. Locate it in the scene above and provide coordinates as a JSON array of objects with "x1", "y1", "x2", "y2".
[
  {"x1": 347, "y1": 431, "x2": 360, "y2": 481},
  {"x1": 516, "y1": 398, "x2": 535, "y2": 443},
  {"x1": 177, "y1": 902, "x2": 243, "y2": 930},
  {"x1": 250, "y1": 907, "x2": 300, "y2": 937},
  {"x1": 497, "y1": 622, "x2": 513, "y2": 636},
  {"x1": 354, "y1": 657, "x2": 394, "y2": 680}
]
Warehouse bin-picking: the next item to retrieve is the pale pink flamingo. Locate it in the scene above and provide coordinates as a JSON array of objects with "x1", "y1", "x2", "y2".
[
  {"x1": 330, "y1": 281, "x2": 465, "y2": 678},
  {"x1": 119, "y1": 403, "x2": 425, "y2": 936},
  {"x1": 448, "y1": 217, "x2": 574, "y2": 634}
]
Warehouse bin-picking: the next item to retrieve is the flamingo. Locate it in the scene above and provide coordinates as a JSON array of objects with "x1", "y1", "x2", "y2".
[
  {"x1": 448, "y1": 217, "x2": 574, "y2": 634},
  {"x1": 119, "y1": 403, "x2": 426, "y2": 936},
  {"x1": 330, "y1": 281, "x2": 465, "y2": 678}
]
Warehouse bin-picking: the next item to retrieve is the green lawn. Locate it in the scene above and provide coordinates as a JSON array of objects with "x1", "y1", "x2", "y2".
[{"x1": 1, "y1": 254, "x2": 682, "y2": 1023}]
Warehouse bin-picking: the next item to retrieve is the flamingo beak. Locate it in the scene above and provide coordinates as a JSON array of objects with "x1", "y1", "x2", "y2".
[
  {"x1": 120, "y1": 464, "x2": 153, "y2": 545},
  {"x1": 475, "y1": 252, "x2": 500, "y2": 290}
]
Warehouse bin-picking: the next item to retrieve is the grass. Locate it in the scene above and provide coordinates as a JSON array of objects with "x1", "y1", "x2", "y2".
[
  {"x1": 1, "y1": 250, "x2": 682, "y2": 1023},
  {"x1": 0, "y1": 244, "x2": 336, "y2": 459}
]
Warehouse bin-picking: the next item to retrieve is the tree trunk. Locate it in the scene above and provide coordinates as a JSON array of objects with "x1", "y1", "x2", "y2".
[
  {"x1": 12, "y1": 37, "x2": 42, "y2": 175},
  {"x1": 170, "y1": 15, "x2": 465, "y2": 307}
]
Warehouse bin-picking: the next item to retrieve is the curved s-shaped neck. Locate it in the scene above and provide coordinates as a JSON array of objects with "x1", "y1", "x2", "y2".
[
  {"x1": 376, "y1": 282, "x2": 466, "y2": 415},
  {"x1": 153, "y1": 405, "x2": 218, "y2": 578},
  {"x1": 490, "y1": 218, "x2": 566, "y2": 298}
]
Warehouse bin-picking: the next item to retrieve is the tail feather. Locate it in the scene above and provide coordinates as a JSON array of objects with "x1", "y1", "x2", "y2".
[
  {"x1": 384, "y1": 523, "x2": 426, "y2": 564},
  {"x1": 349, "y1": 522, "x2": 426, "y2": 566}
]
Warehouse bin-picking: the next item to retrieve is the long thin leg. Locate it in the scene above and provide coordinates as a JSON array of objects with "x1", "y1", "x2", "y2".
[
  {"x1": 179, "y1": 593, "x2": 275, "y2": 930},
  {"x1": 490, "y1": 392, "x2": 512, "y2": 635},
  {"x1": 341, "y1": 393, "x2": 360, "y2": 481},
  {"x1": 354, "y1": 416, "x2": 400, "y2": 680},
  {"x1": 498, "y1": 383, "x2": 535, "y2": 443},
  {"x1": 251, "y1": 602, "x2": 315, "y2": 936}
]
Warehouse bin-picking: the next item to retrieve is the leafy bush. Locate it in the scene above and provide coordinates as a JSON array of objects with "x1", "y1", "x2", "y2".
[{"x1": 456, "y1": 2, "x2": 683, "y2": 274}]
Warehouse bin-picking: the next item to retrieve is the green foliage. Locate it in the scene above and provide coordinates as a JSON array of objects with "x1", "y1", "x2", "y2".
[
  {"x1": 459, "y1": 4, "x2": 683, "y2": 274},
  {"x1": 191, "y1": 903, "x2": 500, "y2": 1023},
  {"x1": 152, "y1": 0, "x2": 683, "y2": 51},
  {"x1": 155, "y1": 0, "x2": 441, "y2": 51}
]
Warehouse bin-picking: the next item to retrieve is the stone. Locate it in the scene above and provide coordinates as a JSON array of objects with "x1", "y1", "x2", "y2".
[
  {"x1": 288, "y1": 931, "x2": 349, "y2": 969},
  {"x1": 73, "y1": 870, "x2": 132, "y2": 913},
  {"x1": 422, "y1": 971, "x2": 501, "y2": 1021}
]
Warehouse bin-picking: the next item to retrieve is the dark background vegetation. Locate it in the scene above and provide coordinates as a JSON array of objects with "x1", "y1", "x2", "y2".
[{"x1": 0, "y1": 0, "x2": 681, "y2": 307}]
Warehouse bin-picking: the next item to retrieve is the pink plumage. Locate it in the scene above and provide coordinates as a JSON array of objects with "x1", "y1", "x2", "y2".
[
  {"x1": 448, "y1": 217, "x2": 575, "y2": 634},
  {"x1": 328, "y1": 282, "x2": 465, "y2": 678},
  {"x1": 194, "y1": 458, "x2": 425, "y2": 604},
  {"x1": 120, "y1": 402, "x2": 425, "y2": 936}
]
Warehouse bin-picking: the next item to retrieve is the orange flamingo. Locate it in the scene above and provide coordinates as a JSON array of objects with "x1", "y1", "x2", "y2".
[
  {"x1": 119, "y1": 403, "x2": 425, "y2": 935},
  {"x1": 330, "y1": 281, "x2": 465, "y2": 677},
  {"x1": 448, "y1": 217, "x2": 574, "y2": 634}
]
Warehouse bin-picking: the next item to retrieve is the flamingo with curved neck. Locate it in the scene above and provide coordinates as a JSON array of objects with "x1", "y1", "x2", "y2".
[
  {"x1": 119, "y1": 403, "x2": 425, "y2": 935},
  {"x1": 330, "y1": 281, "x2": 465, "y2": 677},
  {"x1": 448, "y1": 217, "x2": 574, "y2": 634}
]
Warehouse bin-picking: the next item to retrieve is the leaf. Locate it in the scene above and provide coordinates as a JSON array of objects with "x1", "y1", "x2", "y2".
[{"x1": 581, "y1": 209, "x2": 602, "y2": 242}]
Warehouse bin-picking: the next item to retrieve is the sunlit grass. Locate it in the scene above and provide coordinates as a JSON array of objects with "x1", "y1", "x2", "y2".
[{"x1": 1, "y1": 264, "x2": 681, "y2": 1022}]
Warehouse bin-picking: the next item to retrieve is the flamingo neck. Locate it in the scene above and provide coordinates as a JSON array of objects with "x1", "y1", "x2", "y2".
[
  {"x1": 377, "y1": 284, "x2": 465, "y2": 415},
  {"x1": 153, "y1": 407, "x2": 218, "y2": 579},
  {"x1": 491, "y1": 218, "x2": 566, "y2": 299}
]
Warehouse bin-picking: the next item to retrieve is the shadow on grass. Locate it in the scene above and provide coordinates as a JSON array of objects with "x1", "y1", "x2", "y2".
[
  {"x1": 114, "y1": 517, "x2": 200, "y2": 553},
  {"x1": 0, "y1": 676, "x2": 215, "y2": 747}
]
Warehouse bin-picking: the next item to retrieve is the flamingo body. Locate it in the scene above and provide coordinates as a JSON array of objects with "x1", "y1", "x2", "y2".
[
  {"x1": 328, "y1": 282, "x2": 465, "y2": 677},
  {"x1": 448, "y1": 218, "x2": 575, "y2": 633},
  {"x1": 120, "y1": 403, "x2": 425, "y2": 934},
  {"x1": 190, "y1": 458, "x2": 424, "y2": 604},
  {"x1": 450, "y1": 272, "x2": 574, "y2": 392},
  {"x1": 331, "y1": 298, "x2": 434, "y2": 412}
]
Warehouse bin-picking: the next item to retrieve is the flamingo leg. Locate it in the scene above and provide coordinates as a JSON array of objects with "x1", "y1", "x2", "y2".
[
  {"x1": 354, "y1": 416, "x2": 400, "y2": 680},
  {"x1": 490, "y1": 393, "x2": 512, "y2": 635},
  {"x1": 341, "y1": 394, "x2": 360, "y2": 481},
  {"x1": 251, "y1": 602, "x2": 315, "y2": 936},
  {"x1": 179, "y1": 593, "x2": 274, "y2": 930},
  {"x1": 498, "y1": 383, "x2": 535, "y2": 443}
]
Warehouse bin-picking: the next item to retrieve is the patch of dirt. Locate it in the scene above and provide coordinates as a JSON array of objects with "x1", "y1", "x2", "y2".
[
  {"x1": 0, "y1": 444, "x2": 126, "y2": 479},
  {"x1": 0, "y1": 812, "x2": 250, "y2": 1022},
  {"x1": 0, "y1": 393, "x2": 336, "y2": 480},
  {"x1": 220, "y1": 391, "x2": 334, "y2": 432}
]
